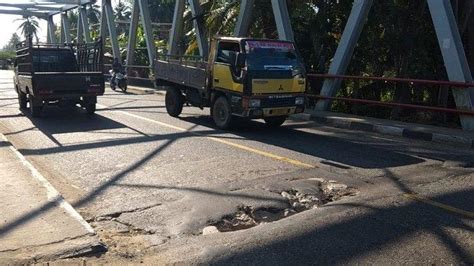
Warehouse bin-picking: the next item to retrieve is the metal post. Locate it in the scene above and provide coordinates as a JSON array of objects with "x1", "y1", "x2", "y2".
[
  {"x1": 137, "y1": 0, "x2": 156, "y2": 67},
  {"x1": 169, "y1": 0, "x2": 185, "y2": 55},
  {"x1": 428, "y1": 0, "x2": 474, "y2": 130},
  {"x1": 99, "y1": 4, "x2": 107, "y2": 41},
  {"x1": 315, "y1": 0, "x2": 373, "y2": 111},
  {"x1": 104, "y1": 0, "x2": 120, "y2": 59},
  {"x1": 271, "y1": 0, "x2": 294, "y2": 41},
  {"x1": 61, "y1": 12, "x2": 71, "y2": 43},
  {"x1": 80, "y1": 6, "x2": 91, "y2": 43},
  {"x1": 47, "y1": 15, "x2": 57, "y2": 43},
  {"x1": 188, "y1": 0, "x2": 208, "y2": 58},
  {"x1": 234, "y1": 0, "x2": 255, "y2": 37},
  {"x1": 60, "y1": 18, "x2": 65, "y2": 43},
  {"x1": 77, "y1": 9, "x2": 84, "y2": 43},
  {"x1": 126, "y1": 0, "x2": 140, "y2": 71}
]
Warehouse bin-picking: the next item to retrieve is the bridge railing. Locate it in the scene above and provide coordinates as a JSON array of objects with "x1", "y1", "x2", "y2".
[{"x1": 307, "y1": 74, "x2": 474, "y2": 117}]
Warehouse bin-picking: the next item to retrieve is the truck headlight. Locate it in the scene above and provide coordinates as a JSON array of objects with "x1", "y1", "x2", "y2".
[
  {"x1": 249, "y1": 99, "x2": 261, "y2": 108},
  {"x1": 295, "y1": 97, "x2": 305, "y2": 105}
]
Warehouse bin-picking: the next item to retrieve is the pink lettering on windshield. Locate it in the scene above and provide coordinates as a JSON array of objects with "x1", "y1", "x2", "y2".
[{"x1": 247, "y1": 41, "x2": 294, "y2": 50}]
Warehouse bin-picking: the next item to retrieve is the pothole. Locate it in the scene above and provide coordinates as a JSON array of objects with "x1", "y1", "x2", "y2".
[{"x1": 206, "y1": 180, "x2": 357, "y2": 233}]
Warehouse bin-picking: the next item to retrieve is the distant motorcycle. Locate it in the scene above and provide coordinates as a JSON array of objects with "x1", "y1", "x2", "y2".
[{"x1": 109, "y1": 69, "x2": 128, "y2": 92}]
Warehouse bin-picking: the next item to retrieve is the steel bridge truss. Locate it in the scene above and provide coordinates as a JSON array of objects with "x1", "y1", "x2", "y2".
[
  {"x1": 0, "y1": 1, "x2": 472, "y2": 130},
  {"x1": 314, "y1": 0, "x2": 474, "y2": 130}
]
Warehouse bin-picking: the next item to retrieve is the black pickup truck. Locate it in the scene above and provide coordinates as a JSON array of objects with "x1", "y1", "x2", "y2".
[{"x1": 13, "y1": 39, "x2": 104, "y2": 117}]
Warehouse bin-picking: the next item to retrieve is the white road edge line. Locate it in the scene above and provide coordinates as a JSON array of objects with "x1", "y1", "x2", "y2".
[{"x1": 0, "y1": 133, "x2": 95, "y2": 234}]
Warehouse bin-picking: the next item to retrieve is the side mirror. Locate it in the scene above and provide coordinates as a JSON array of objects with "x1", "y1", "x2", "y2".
[{"x1": 235, "y1": 53, "x2": 245, "y2": 68}]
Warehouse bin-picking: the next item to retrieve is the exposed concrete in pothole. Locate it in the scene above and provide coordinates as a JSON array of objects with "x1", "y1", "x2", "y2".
[{"x1": 209, "y1": 179, "x2": 357, "y2": 233}]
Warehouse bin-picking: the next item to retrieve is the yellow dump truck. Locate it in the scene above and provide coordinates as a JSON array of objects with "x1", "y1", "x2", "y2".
[{"x1": 155, "y1": 37, "x2": 306, "y2": 129}]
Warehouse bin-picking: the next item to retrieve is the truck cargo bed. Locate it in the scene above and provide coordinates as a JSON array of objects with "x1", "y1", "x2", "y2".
[{"x1": 154, "y1": 59, "x2": 208, "y2": 90}]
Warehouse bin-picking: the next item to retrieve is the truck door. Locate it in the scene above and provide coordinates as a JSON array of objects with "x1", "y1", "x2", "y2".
[{"x1": 212, "y1": 41, "x2": 243, "y2": 93}]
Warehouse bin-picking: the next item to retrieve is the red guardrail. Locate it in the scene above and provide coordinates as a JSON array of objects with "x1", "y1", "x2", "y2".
[{"x1": 307, "y1": 74, "x2": 474, "y2": 116}]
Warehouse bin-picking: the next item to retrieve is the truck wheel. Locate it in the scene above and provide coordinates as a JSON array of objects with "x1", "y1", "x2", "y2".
[
  {"x1": 212, "y1": 96, "x2": 233, "y2": 129},
  {"x1": 18, "y1": 90, "x2": 27, "y2": 110},
  {"x1": 165, "y1": 87, "x2": 184, "y2": 117},
  {"x1": 264, "y1": 116, "x2": 287, "y2": 128},
  {"x1": 28, "y1": 95, "x2": 42, "y2": 117},
  {"x1": 85, "y1": 104, "x2": 96, "y2": 115}
]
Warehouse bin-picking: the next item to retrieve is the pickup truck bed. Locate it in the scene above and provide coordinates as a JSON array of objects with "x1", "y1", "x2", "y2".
[
  {"x1": 20, "y1": 72, "x2": 105, "y2": 97},
  {"x1": 14, "y1": 40, "x2": 104, "y2": 116}
]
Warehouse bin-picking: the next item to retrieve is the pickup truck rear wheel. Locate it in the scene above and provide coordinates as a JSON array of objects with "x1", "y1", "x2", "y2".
[
  {"x1": 18, "y1": 90, "x2": 27, "y2": 110},
  {"x1": 212, "y1": 96, "x2": 233, "y2": 129},
  {"x1": 165, "y1": 87, "x2": 184, "y2": 117},
  {"x1": 85, "y1": 104, "x2": 96, "y2": 115},
  {"x1": 28, "y1": 95, "x2": 42, "y2": 117},
  {"x1": 264, "y1": 116, "x2": 287, "y2": 128}
]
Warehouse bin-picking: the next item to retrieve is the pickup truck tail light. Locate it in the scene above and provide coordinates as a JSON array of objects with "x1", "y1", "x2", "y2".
[{"x1": 88, "y1": 84, "x2": 102, "y2": 93}]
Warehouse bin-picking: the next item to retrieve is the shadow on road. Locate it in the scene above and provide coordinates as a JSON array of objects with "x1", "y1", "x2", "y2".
[
  {"x1": 179, "y1": 115, "x2": 426, "y2": 169},
  {"x1": 210, "y1": 188, "x2": 473, "y2": 265}
]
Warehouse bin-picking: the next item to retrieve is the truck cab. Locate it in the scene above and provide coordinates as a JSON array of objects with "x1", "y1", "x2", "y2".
[
  {"x1": 209, "y1": 37, "x2": 306, "y2": 124},
  {"x1": 155, "y1": 37, "x2": 306, "y2": 129}
]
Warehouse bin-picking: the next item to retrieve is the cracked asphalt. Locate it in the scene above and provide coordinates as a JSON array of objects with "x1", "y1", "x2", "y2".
[{"x1": 0, "y1": 70, "x2": 473, "y2": 264}]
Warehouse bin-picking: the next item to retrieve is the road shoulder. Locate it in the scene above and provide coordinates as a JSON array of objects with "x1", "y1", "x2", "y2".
[{"x1": 0, "y1": 134, "x2": 105, "y2": 264}]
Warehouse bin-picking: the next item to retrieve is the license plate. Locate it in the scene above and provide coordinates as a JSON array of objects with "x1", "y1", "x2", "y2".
[{"x1": 265, "y1": 107, "x2": 294, "y2": 117}]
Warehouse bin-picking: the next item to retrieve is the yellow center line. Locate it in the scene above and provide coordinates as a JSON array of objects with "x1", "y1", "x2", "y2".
[
  {"x1": 403, "y1": 193, "x2": 474, "y2": 219},
  {"x1": 98, "y1": 104, "x2": 316, "y2": 169}
]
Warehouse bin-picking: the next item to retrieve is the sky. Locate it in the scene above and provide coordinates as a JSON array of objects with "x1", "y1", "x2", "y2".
[{"x1": 0, "y1": 0, "x2": 110, "y2": 48}]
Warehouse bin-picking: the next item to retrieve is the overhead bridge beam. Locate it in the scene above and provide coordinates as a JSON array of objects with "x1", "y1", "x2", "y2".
[
  {"x1": 0, "y1": 9, "x2": 50, "y2": 19},
  {"x1": 36, "y1": 0, "x2": 93, "y2": 4}
]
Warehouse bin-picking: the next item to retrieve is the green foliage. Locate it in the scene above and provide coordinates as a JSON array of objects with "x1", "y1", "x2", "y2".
[
  {"x1": 15, "y1": 16, "x2": 40, "y2": 43},
  {"x1": 0, "y1": 51, "x2": 15, "y2": 61},
  {"x1": 2, "y1": 33, "x2": 21, "y2": 52}
]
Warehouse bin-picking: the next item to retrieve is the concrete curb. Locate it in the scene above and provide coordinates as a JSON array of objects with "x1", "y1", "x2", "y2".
[{"x1": 291, "y1": 113, "x2": 474, "y2": 150}]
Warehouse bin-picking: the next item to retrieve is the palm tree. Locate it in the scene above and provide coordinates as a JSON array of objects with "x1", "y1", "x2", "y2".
[
  {"x1": 114, "y1": 0, "x2": 131, "y2": 35},
  {"x1": 16, "y1": 16, "x2": 40, "y2": 43},
  {"x1": 88, "y1": 3, "x2": 102, "y2": 25}
]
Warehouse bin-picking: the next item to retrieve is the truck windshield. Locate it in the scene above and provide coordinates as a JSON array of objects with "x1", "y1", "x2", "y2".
[
  {"x1": 244, "y1": 40, "x2": 304, "y2": 74},
  {"x1": 32, "y1": 49, "x2": 77, "y2": 72}
]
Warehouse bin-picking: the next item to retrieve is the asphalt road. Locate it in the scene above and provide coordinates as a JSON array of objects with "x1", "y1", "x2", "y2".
[{"x1": 0, "y1": 70, "x2": 472, "y2": 264}]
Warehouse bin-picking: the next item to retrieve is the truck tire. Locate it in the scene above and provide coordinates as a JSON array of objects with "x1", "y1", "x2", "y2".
[
  {"x1": 212, "y1": 96, "x2": 233, "y2": 129},
  {"x1": 165, "y1": 87, "x2": 184, "y2": 117},
  {"x1": 264, "y1": 116, "x2": 287, "y2": 128},
  {"x1": 28, "y1": 95, "x2": 42, "y2": 117},
  {"x1": 18, "y1": 90, "x2": 27, "y2": 110},
  {"x1": 85, "y1": 103, "x2": 96, "y2": 115}
]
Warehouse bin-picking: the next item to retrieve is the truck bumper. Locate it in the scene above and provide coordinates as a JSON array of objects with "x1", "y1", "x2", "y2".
[
  {"x1": 242, "y1": 105, "x2": 305, "y2": 119},
  {"x1": 231, "y1": 94, "x2": 306, "y2": 119}
]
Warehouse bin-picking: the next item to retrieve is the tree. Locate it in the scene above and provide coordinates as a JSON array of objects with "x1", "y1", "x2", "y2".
[
  {"x1": 16, "y1": 16, "x2": 40, "y2": 43},
  {"x1": 2, "y1": 33, "x2": 21, "y2": 52},
  {"x1": 114, "y1": 0, "x2": 131, "y2": 36}
]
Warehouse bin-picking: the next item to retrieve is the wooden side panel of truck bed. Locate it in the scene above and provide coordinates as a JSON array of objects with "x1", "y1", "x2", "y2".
[{"x1": 154, "y1": 59, "x2": 208, "y2": 90}]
